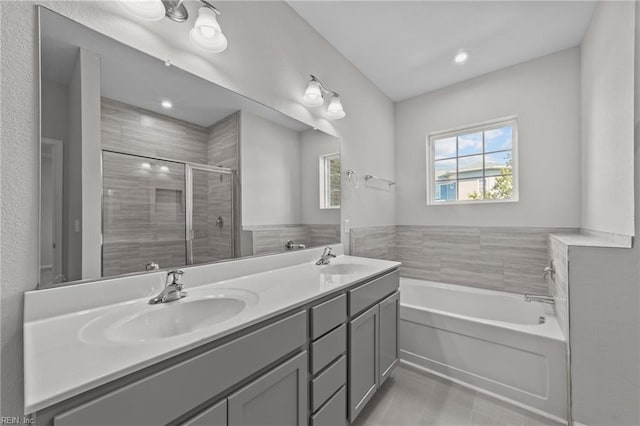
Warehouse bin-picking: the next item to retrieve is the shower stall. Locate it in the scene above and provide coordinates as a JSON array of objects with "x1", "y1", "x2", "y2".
[{"x1": 101, "y1": 150, "x2": 234, "y2": 277}]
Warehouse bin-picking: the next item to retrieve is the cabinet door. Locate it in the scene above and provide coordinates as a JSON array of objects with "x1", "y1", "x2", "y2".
[
  {"x1": 181, "y1": 399, "x2": 227, "y2": 426},
  {"x1": 378, "y1": 291, "x2": 399, "y2": 385},
  {"x1": 228, "y1": 351, "x2": 308, "y2": 426},
  {"x1": 348, "y1": 305, "x2": 378, "y2": 422}
]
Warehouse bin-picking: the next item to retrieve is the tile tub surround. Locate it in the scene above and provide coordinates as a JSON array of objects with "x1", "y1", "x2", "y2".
[
  {"x1": 548, "y1": 237, "x2": 570, "y2": 341},
  {"x1": 349, "y1": 226, "x2": 396, "y2": 261},
  {"x1": 351, "y1": 225, "x2": 579, "y2": 295},
  {"x1": 23, "y1": 244, "x2": 401, "y2": 412}
]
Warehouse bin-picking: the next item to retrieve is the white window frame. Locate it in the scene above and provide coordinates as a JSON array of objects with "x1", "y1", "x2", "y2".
[
  {"x1": 319, "y1": 152, "x2": 340, "y2": 209},
  {"x1": 426, "y1": 116, "x2": 519, "y2": 206}
]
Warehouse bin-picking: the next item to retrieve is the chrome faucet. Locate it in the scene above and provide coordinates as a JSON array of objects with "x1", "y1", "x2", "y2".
[
  {"x1": 149, "y1": 270, "x2": 187, "y2": 304},
  {"x1": 316, "y1": 247, "x2": 337, "y2": 265},
  {"x1": 524, "y1": 294, "x2": 555, "y2": 304},
  {"x1": 146, "y1": 261, "x2": 160, "y2": 271},
  {"x1": 285, "y1": 240, "x2": 306, "y2": 250}
]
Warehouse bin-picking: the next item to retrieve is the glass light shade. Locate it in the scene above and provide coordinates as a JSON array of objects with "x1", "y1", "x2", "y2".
[
  {"x1": 302, "y1": 80, "x2": 324, "y2": 107},
  {"x1": 326, "y1": 96, "x2": 346, "y2": 120},
  {"x1": 118, "y1": 0, "x2": 166, "y2": 21},
  {"x1": 189, "y1": 7, "x2": 228, "y2": 53}
]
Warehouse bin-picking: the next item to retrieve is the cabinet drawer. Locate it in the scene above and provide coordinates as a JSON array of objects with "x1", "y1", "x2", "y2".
[
  {"x1": 181, "y1": 399, "x2": 227, "y2": 426},
  {"x1": 311, "y1": 294, "x2": 346, "y2": 340},
  {"x1": 311, "y1": 355, "x2": 346, "y2": 412},
  {"x1": 54, "y1": 311, "x2": 307, "y2": 426},
  {"x1": 348, "y1": 270, "x2": 399, "y2": 316},
  {"x1": 311, "y1": 324, "x2": 346, "y2": 375},
  {"x1": 311, "y1": 386, "x2": 346, "y2": 426}
]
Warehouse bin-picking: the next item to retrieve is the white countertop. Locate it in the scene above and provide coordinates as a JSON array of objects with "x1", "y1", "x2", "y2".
[{"x1": 23, "y1": 249, "x2": 400, "y2": 413}]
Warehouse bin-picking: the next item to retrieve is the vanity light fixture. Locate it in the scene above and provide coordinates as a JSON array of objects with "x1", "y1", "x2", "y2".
[
  {"x1": 118, "y1": 0, "x2": 228, "y2": 53},
  {"x1": 454, "y1": 50, "x2": 469, "y2": 64},
  {"x1": 118, "y1": 0, "x2": 166, "y2": 22},
  {"x1": 161, "y1": 100, "x2": 173, "y2": 109},
  {"x1": 302, "y1": 75, "x2": 346, "y2": 120},
  {"x1": 189, "y1": 4, "x2": 228, "y2": 53}
]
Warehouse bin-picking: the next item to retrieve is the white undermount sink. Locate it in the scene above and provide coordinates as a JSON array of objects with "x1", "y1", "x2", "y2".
[
  {"x1": 320, "y1": 263, "x2": 369, "y2": 275},
  {"x1": 80, "y1": 289, "x2": 258, "y2": 344}
]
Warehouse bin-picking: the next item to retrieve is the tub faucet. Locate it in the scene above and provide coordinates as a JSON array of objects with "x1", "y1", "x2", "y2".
[
  {"x1": 524, "y1": 294, "x2": 555, "y2": 304},
  {"x1": 149, "y1": 270, "x2": 187, "y2": 304},
  {"x1": 316, "y1": 247, "x2": 337, "y2": 265},
  {"x1": 542, "y1": 261, "x2": 555, "y2": 280}
]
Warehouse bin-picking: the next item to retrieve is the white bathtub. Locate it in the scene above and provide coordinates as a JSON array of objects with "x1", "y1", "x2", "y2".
[{"x1": 399, "y1": 278, "x2": 567, "y2": 422}]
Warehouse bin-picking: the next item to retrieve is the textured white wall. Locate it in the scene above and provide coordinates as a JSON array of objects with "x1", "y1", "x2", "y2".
[
  {"x1": 240, "y1": 110, "x2": 302, "y2": 226},
  {"x1": 0, "y1": 0, "x2": 395, "y2": 416},
  {"x1": 395, "y1": 48, "x2": 581, "y2": 227},
  {"x1": 1, "y1": 2, "x2": 40, "y2": 417},
  {"x1": 581, "y1": 1, "x2": 635, "y2": 238}
]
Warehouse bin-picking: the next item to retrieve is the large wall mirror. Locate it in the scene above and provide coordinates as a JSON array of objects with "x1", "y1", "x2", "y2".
[{"x1": 38, "y1": 7, "x2": 341, "y2": 288}]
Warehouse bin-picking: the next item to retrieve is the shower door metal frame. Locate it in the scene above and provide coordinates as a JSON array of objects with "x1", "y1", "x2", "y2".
[
  {"x1": 100, "y1": 149, "x2": 235, "y2": 272},
  {"x1": 185, "y1": 163, "x2": 235, "y2": 265}
]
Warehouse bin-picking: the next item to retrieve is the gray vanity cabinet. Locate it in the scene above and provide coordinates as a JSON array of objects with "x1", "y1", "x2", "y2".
[
  {"x1": 347, "y1": 271, "x2": 400, "y2": 423},
  {"x1": 378, "y1": 291, "x2": 400, "y2": 385},
  {"x1": 348, "y1": 304, "x2": 379, "y2": 422},
  {"x1": 181, "y1": 399, "x2": 227, "y2": 426},
  {"x1": 228, "y1": 351, "x2": 308, "y2": 426}
]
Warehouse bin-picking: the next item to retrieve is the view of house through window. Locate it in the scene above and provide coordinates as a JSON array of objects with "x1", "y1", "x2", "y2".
[
  {"x1": 428, "y1": 119, "x2": 517, "y2": 204},
  {"x1": 320, "y1": 153, "x2": 341, "y2": 208}
]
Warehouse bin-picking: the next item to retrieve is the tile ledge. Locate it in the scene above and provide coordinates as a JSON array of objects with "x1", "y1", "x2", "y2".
[{"x1": 549, "y1": 231, "x2": 632, "y2": 249}]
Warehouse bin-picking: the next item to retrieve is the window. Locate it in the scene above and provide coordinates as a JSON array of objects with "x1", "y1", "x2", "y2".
[
  {"x1": 320, "y1": 153, "x2": 341, "y2": 209},
  {"x1": 427, "y1": 118, "x2": 517, "y2": 205}
]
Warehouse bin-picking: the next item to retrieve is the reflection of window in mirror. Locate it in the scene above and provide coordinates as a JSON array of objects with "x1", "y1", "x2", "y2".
[{"x1": 319, "y1": 153, "x2": 341, "y2": 209}]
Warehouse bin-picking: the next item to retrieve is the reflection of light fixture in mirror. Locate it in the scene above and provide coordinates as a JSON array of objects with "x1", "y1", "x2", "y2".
[
  {"x1": 119, "y1": 0, "x2": 228, "y2": 54},
  {"x1": 326, "y1": 95, "x2": 346, "y2": 120},
  {"x1": 303, "y1": 78, "x2": 324, "y2": 107},
  {"x1": 161, "y1": 100, "x2": 173, "y2": 109},
  {"x1": 118, "y1": 0, "x2": 166, "y2": 21},
  {"x1": 189, "y1": 4, "x2": 228, "y2": 53},
  {"x1": 302, "y1": 75, "x2": 346, "y2": 120}
]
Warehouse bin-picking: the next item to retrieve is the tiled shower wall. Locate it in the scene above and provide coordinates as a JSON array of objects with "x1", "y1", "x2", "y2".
[
  {"x1": 101, "y1": 98, "x2": 238, "y2": 274},
  {"x1": 350, "y1": 225, "x2": 578, "y2": 295}
]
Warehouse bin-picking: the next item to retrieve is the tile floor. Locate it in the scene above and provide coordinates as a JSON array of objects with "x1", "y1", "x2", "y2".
[{"x1": 353, "y1": 366, "x2": 563, "y2": 426}]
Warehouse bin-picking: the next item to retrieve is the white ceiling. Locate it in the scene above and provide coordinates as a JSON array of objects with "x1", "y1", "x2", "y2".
[
  {"x1": 288, "y1": 1, "x2": 597, "y2": 101},
  {"x1": 41, "y1": 8, "x2": 309, "y2": 130}
]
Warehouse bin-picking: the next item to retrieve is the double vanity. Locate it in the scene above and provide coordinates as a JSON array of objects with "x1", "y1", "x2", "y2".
[{"x1": 24, "y1": 246, "x2": 400, "y2": 425}]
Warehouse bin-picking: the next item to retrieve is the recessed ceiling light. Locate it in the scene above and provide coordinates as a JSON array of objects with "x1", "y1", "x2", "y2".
[
  {"x1": 160, "y1": 165, "x2": 170, "y2": 172},
  {"x1": 454, "y1": 51, "x2": 469, "y2": 64},
  {"x1": 141, "y1": 162, "x2": 151, "y2": 169},
  {"x1": 161, "y1": 100, "x2": 173, "y2": 109}
]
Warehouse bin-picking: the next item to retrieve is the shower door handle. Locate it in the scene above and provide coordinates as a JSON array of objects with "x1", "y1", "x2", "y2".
[{"x1": 216, "y1": 216, "x2": 224, "y2": 228}]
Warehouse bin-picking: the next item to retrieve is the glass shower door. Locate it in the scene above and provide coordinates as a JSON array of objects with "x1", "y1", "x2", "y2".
[
  {"x1": 102, "y1": 151, "x2": 187, "y2": 277},
  {"x1": 188, "y1": 165, "x2": 234, "y2": 265}
]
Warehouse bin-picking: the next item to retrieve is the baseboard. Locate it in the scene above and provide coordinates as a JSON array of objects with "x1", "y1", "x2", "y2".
[{"x1": 399, "y1": 359, "x2": 568, "y2": 425}]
